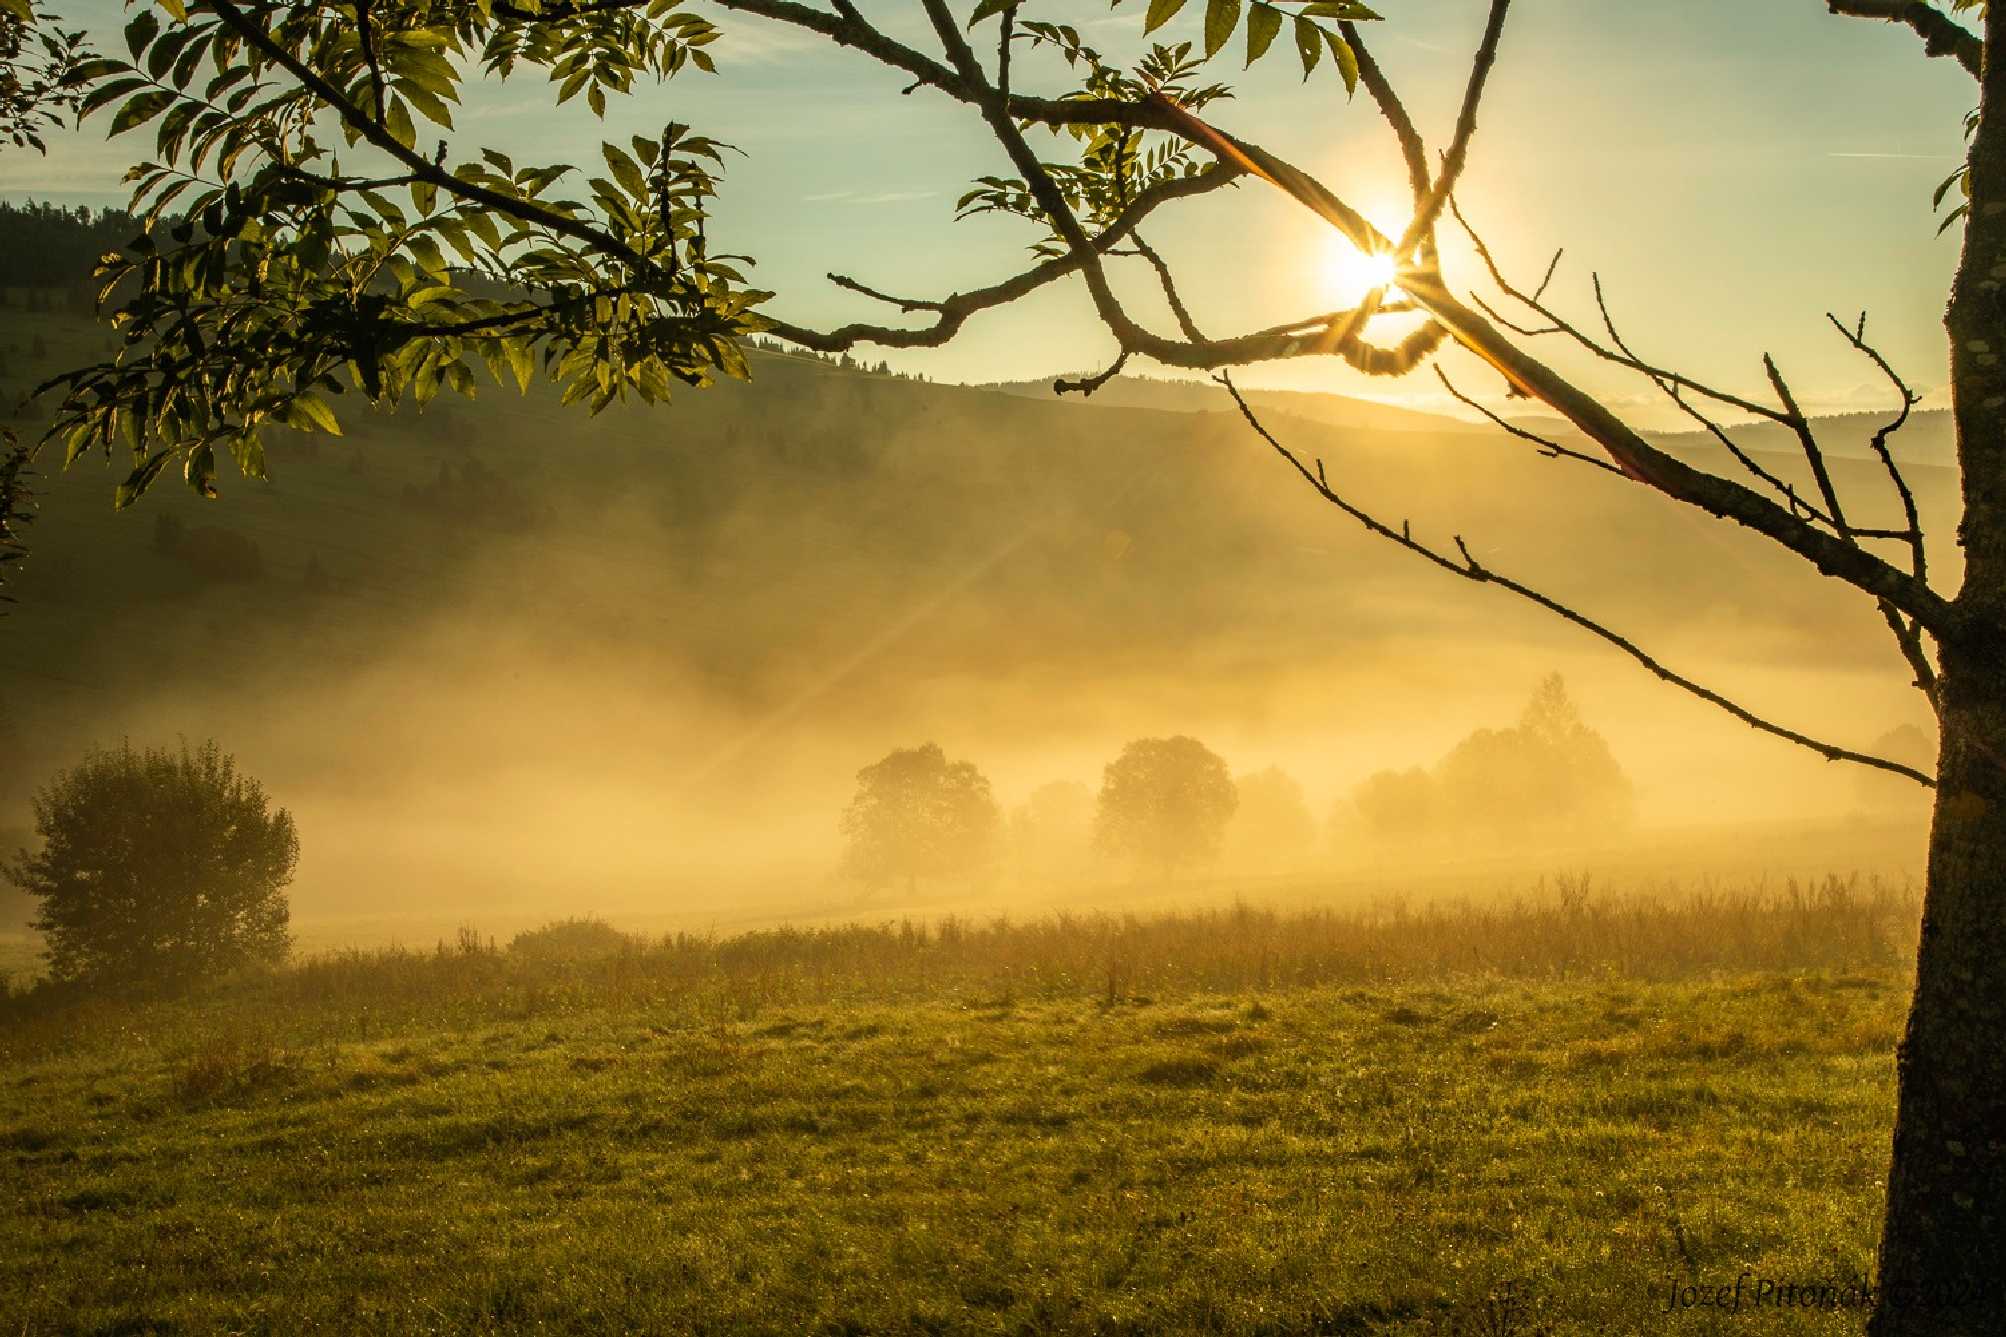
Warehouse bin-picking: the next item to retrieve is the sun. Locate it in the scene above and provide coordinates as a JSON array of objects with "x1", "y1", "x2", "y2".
[{"x1": 1324, "y1": 238, "x2": 1403, "y2": 306}]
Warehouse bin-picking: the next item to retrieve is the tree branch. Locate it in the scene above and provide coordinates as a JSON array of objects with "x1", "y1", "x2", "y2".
[
  {"x1": 1826, "y1": 0, "x2": 1983, "y2": 79},
  {"x1": 1219, "y1": 374, "x2": 1935, "y2": 788}
]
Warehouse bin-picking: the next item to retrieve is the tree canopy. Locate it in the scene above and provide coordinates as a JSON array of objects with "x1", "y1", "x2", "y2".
[
  {"x1": 6, "y1": 738, "x2": 298, "y2": 987},
  {"x1": 1094, "y1": 735, "x2": 1237, "y2": 876},
  {"x1": 840, "y1": 742, "x2": 999, "y2": 891}
]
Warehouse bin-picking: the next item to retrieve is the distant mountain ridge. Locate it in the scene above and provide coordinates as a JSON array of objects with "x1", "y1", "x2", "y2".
[
  {"x1": 970, "y1": 374, "x2": 1482, "y2": 437},
  {"x1": 978, "y1": 372, "x2": 1959, "y2": 469}
]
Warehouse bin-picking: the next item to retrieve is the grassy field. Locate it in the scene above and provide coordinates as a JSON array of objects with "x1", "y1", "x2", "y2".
[{"x1": 1, "y1": 884, "x2": 1915, "y2": 1334}]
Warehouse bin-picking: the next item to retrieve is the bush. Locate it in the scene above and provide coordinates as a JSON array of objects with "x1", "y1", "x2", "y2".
[
  {"x1": 4, "y1": 740, "x2": 298, "y2": 989},
  {"x1": 507, "y1": 917, "x2": 638, "y2": 964}
]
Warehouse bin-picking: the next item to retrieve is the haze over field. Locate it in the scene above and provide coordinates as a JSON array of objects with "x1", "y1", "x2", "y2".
[{"x1": 0, "y1": 310, "x2": 1938, "y2": 960}]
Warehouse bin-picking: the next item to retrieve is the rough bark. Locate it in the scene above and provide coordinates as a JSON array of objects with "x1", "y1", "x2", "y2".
[{"x1": 1871, "y1": 8, "x2": 2006, "y2": 1333}]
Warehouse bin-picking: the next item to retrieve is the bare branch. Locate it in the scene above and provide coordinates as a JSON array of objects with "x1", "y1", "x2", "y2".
[
  {"x1": 1826, "y1": 0, "x2": 1983, "y2": 79},
  {"x1": 1830, "y1": 311, "x2": 1929, "y2": 584},
  {"x1": 762, "y1": 163, "x2": 1242, "y2": 353},
  {"x1": 1395, "y1": 0, "x2": 1514, "y2": 261},
  {"x1": 1339, "y1": 22, "x2": 1432, "y2": 206},
  {"x1": 1434, "y1": 367, "x2": 1626, "y2": 476},
  {"x1": 1055, "y1": 350, "x2": 1130, "y2": 398},
  {"x1": 1121, "y1": 233, "x2": 1204, "y2": 343},
  {"x1": 1589, "y1": 273, "x2": 1830, "y2": 524},
  {"x1": 1762, "y1": 352, "x2": 1855, "y2": 535},
  {"x1": 1219, "y1": 375, "x2": 1935, "y2": 789}
]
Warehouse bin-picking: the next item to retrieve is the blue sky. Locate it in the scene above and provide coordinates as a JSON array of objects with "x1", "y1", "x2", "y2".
[{"x1": 4, "y1": 0, "x2": 1979, "y2": 418}]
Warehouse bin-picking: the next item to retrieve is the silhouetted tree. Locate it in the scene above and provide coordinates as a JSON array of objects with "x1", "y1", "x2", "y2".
[
  {"x1": 1095, "y1": 736, "x2": 1237, "y2": 879},
  {"x1": 6, "y1": 740, "x2": 297, "y2": 988},
  {"x1": 840, "y1": 743, "x2": 999, "y2": 894}
]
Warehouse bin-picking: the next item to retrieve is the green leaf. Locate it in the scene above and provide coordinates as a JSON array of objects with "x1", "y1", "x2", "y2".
[
  {"x1": 124, "y1": 8, "x2": 160, "y2": 60},
  {"x1": 287, "y1": 393, "x2": 342, "y2": 435},
  {"x1": 384, "y1": 97, "x2": 417, "y2": 151},
  {"x1": 116, "y1": 451, "x2": 172, "y2": 509},
  {"x1": 1245, "y1": 4, "x2": 1281, "y2": 65},
  {"x1": 1145, "y1": 0, "x2": 1190, "y2": 36},
  {"x1": 1203, "y1": 0, "x2": 1242, "y2": 59},
  {"x1": 1324, "y1": 26, "x2": 1358, "y2": 95},
  {"x1": 602, "y1": 142, "x2": 647, "y2": 198},
  {"x1": 1293, "y1": 15, "x2": 1321, "y2": 78},
  {"x1": 109, "y1": 89, "x2": 176, "y2": 136},
  {"x1": 968, "y1": 0, "x2": 1015, "y2": 24}
]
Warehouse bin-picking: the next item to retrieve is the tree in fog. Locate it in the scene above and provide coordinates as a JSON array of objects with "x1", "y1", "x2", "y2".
[
  {"x1": 1007, "y1": 779, "x2": 1093, "y2": 881},
  {"x1": 1346, "y1": 767, "x2": 1440, "y2": 848},
  {"x1": 1095, "y1": 737, "x2": 1237, "y2": 879},
  {"x1": 1435, "y1": 674, "x2": 1633, "y2": 842},
  {"x1": 37, "y1": 0, "x2": 2006, "y2": 1319},
  {"x1": 1349, "y1": 675, "x2": 1632, "y2": 846},
  {"x1": 840, "y1": 743, "x2": 999, "y2": 894},
  {"x1": 1225, "y1": 766, "x2": 1317, "y2": 872},
  {"x1": 6, "y1": 740, "x2": 297, "y2": 987}
]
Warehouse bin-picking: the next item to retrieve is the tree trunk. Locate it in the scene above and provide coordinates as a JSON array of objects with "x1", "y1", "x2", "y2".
[
  {"x1": 1871, "y1": 10, "x2": 2006, "y2": 1333},
  {"x1": 1870, "y1": 653, "x2": 2006, "y2": 1335}
]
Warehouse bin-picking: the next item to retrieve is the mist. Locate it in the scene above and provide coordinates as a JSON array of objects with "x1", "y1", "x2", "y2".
[{"x1": 0, "y1": 342, "x2": 1940, "y2": 965}]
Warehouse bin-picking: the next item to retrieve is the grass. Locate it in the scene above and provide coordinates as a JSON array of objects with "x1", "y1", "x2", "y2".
[{"x1": 0, "y1": 882, "x2": 1916, "y2": 1334}]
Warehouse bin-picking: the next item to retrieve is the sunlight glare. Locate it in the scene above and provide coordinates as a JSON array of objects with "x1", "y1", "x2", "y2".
[{"x1": 1324, "y1": 239, "x2": 1402, "y2": 306}]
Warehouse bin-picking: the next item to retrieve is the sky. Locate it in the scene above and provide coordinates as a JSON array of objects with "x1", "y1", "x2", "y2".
[{"x1": 3, "y1": 0, "x2": 1981, "y2": 420}]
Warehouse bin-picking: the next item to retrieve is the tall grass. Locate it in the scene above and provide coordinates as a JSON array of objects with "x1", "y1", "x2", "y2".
[{"x1": 0, "y1": 874, "x2": 1917, "y2": 1058}]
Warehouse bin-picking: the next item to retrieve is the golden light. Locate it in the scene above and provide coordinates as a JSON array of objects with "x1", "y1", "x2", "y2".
[{"x1": 1323, "y1": 237, "x2": 1403, "y2": 306}]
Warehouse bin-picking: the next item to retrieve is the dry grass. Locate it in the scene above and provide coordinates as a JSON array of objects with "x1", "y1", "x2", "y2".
[{"x1": 0, "y1": 873, "x2": 1916, "y2": 1061}]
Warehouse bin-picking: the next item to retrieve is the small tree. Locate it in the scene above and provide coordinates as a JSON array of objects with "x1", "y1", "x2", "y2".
[
  {"x1": 1095, "y1": 736, "x2": 1238, "y2": 879},
  {"x1": 839, "y1": 743, "x2": 999, "y2": 894},
  {"x1": 5, "y1": 740, "x2": 297, "y2": 987}
]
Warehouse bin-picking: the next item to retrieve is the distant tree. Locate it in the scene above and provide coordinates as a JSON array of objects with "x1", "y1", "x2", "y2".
[
  {"x1": 1095, "y1": 736, "x2": 1237, "y2": 879},
  {"x1": 0, "y1": 435, "x2": 29, "y2": 615},
  {"x1": 1007, "y1": 779, "x2": 1093, "y2": 880},
  {"x1": 840, "y1": 743, "x2": 999, "y2": 894},
  {"x1": 1436, "y1": 674, "x2": 1633, "y2": 841},
  {"x1": 5, "y1": 740, "x2": 298, "y2": 988},
  {"x1": 1855, "y1": 723, "x2": 1938, "y2": 817},
  {"x1": 1347, "y1": 767, "x2": 1441, "y2": 847},
  {"x1": 1226, "y1": 765, "x2": 1317, "y2": 872}
]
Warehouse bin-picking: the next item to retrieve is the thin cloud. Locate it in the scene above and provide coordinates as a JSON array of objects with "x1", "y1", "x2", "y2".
[{"x1": 850, "y1": 190, "x2": 936, "y2": 205}]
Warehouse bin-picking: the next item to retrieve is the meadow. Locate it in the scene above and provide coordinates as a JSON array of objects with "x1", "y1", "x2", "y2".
[{"x1": 1, "y1": 878, "x2": 1918, "y2": 1334}]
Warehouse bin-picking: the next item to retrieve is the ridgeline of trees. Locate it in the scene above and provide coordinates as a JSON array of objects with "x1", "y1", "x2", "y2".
[
  {"x1": 838, "y1": 678, "x2": 1639, "y2": 894},
  {"x1": 0, "y1": 200, "x2": 137, "y2": 307}
]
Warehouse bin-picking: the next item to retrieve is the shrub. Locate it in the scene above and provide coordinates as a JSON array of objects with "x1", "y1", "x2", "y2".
[
  {"x1": 507, "y1": 917, "x2": 638, "y2": 964},
  {"x1": 5, "y1": 739, "x2": 297, "y2": 989}
]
